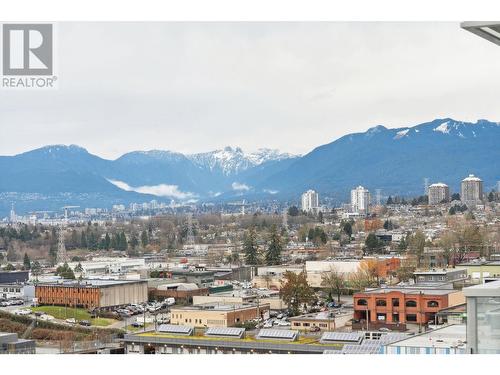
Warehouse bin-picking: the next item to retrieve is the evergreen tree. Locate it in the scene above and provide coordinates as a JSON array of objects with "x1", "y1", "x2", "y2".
[
  {"x1": 288, "y1": 206, "x2": 299, "y2": 217},
  {"x1": 119, "y1": 232, "x2": 128, "y2": 251},
  {"x1": 265, "y1": 225, "x2": 282, "y2": 265},
  {"x1": 80, "y1": 232, "x2": 88, "y2": 248},
  {"x1": 386, "y1": 196, "x2": 393, "y2": 205},
  {"x1": 23, "y1": 253, "x2": 31, "y2": 270},
  {"x1": 243, "y1": 227, "x2": 259, "y2": 265},
  {"x1": 141, "y1": 230, "x2": 149, "y2": 247},
  {"x1": 104, "y1": 232, "x2": 111, "y2": 250},
  {"x1": 130, "y1": 232, "x2": 139, "y2": 249},
  {"x1": 364, "y1": 233, "x2": 381, "y2": 253}
]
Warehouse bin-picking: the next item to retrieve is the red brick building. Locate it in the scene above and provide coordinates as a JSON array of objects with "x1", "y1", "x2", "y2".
[{"x1": 353, "y1": 287, "x2": 465, "y2": 329}]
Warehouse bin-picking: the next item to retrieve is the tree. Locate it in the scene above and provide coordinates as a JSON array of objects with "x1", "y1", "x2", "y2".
[
  {"x1": 55, "y1": 262, "x2": 75, "y2": 279},
  {"x1": 6, "y1": 242, "x2": 19, "y2": 262},
  {"x1": 141, "y1": 230, "x2": 149, "y2": 248},
  {"x1": 80, "y1": 231, "x2": 88, "y2": 248},
  {"x1": 398, "y1": 236, "x2": 408, "y2": 252},
  {"x1": 265, "y1": 225, "x2": 282, "y2": 265},
  {"x1": 130, "y1": 232, "x2": 139, "y2": 250},
  {"x1": 4, "y1": 263, "x2": 16, "y2": 271},
  {"x1": 74, "y1": 262, "x2": 84, "y2": 273},
  {"x1": 31, "y1": 261, "x2": 42, "y2": 280},
  {"x1": 383, "y1": 220, "x2": 394, "y2": 230},
  {"x1": 364, "y1": 233, "x2": 382, "y2": 253},
  {"x1": 340, "y1": 221, "x2": 353, "y2": 238},
  {"x1": 243, "y1": 227, "x2": 259, "y2": 265},
  {"x1": 386, "y1": 196, "x2": 393, "y2": 205},
  {"x1": 321, "y1": 267, "x2": 346, "y2": 304},
  {"x1": 488, "y1": 191, "x2": 495, "y2": 202},
  {"x1": 318, "y1": 211, "x2": 324, "y2": 223},
  {"x1": 348, "y1": 261, "x2": 380, "y2": 291},
  {"x1": 407, "y1": 230, "x2": 426, "y2": 267},
  {"x1": 288, "y1": 206, "x2": 300, "y2": 217},
  {"x1": 104, "y1": 233, "x2": 111, "y2": 250},
  {"x1": 280, "y1": 271, "x2": 314, "y2": 316},
  {"x1": 451, "y1": 193, "x2": 460, "y2": 201},
  {"x1": 23, "y1": 253, "x2": 31, "y2": 270},
  {"x1": 394, "y1": 257, "x2": 417, "y2": 282}
]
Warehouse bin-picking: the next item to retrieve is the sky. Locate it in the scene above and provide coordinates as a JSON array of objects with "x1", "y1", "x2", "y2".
[{"x1": 1, "y1": 22, "x2": 500, "y2": 159}]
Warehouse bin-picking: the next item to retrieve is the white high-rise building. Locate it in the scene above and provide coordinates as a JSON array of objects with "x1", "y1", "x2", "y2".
[
  {"x1": 9, "y1": 204, "x2": 16, "y2": 223},
  {"x1": 428, "y1": 183, "x2": 450, "y2": 205},
  {"x1": 301, "y1": 190, "x2": 319, "y2": 213},
  {"x1": 461, "y1": 174, "x2": 483, "y2": 207},
  {"x1": 351, "y1": 186, "x2": 371, "y2": 214}
]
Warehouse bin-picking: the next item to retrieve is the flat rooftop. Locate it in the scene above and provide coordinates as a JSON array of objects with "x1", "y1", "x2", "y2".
[
  {"x1": 36, "y1": 279, "x2": 147, "y2": 288},
  {"x1": 385, "y1": 325, "x2": 466, "y2": 349},
  {"x1": 360, "y1": 287, "x2": 458, "y2": 296},
  {"x1": 171, "y1": 302, "x2": 265, "y2": 312},
  {"x1": 291, "y1": 311, "x2": 350, "y2": 321},
  {"x1": 463, "y1": 279, "x2": 500, "y2": 297}
]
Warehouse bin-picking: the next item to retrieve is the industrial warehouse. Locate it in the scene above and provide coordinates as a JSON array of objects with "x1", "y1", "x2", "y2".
[{"x1": 35, "y1": 279, "x2": 148, "y2": 309}]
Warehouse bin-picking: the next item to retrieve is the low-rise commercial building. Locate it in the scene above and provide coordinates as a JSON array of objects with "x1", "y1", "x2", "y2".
[
  {"x1": 149, "y1": 282, "x2": 209, "y2": 303},
  {"x1": 456, "y1": 260, "x2": 500, "y2": 283},
  {"x1": 193, "y1": 289, "x2": 286, "y2": 310},
  {"x1": 169, "y1": 302, "x2": 270, "y2": 328},
  {"x1": 413, "y1": 268, "x2": 468, "y2": 285},
  {"x1": 353, "y1": 286, "x2": 465, "y2": 329},
  {"x1": 290, "y1": 311, "x2": 353, "y2": 332},
  {"x1": 35, "y1": 279, "x2": 148, "y2": 309}
]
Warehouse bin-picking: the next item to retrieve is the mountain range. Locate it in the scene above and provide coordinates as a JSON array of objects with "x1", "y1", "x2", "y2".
[{"x1": 1, "y1": 118, "x2": 499, "y2": 216}]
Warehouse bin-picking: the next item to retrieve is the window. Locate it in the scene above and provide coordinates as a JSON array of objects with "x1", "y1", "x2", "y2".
[
  {"x1": 357, "y1": 299, "x2": 368, "y2": 306},
  {"x1": 303, "y1": 322, "x2": 310, "y2": 327},
  {"x1": 392, "y1": 298, "x2": 400, "y2": 307},
  {"x1": 427, "y1": 300, "x2": 439, "y2": 308},
  {"x1": 406, "y1": 314, "x2": 417, "y2": 322},
  {"x1": 376, "y1": 299, "x2": 387, "y2": 307},
  {"x1": 293, "y1": 322, "x2": 300, "y2": 326},
  {"x1": 405, "y1": 300, "x2": 417, "y2": 308}
]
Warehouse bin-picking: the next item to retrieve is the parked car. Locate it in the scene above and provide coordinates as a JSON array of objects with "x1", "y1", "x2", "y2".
[
  {"x1": 65, "y1": 318, "x2": 76, "y2": 324},
  {"x1": 277, "y1": 321, "x2": 291, "y2": 327},
  {"x1": 13, "y1": 309, "x2": 31, "y2": 316},
  {"x1": 79, "y1": 320, "x2": 91, "y2": 326},
  {"x1": 309, "y1": 326, "x2": 321, "y2": 332},
  {"x1": 131, "y1": 321, "x2": 144, "y2": 328}
]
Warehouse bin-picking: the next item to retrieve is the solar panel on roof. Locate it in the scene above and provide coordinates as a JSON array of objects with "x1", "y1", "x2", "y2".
[
  {"x1": 256, "y1": 329, "x2": 298, "y2": 341},
  {"x1": 320, "y1": 332, "x2": 362, "y2": 343},
  {"x1": 157, "y1": 324, "x2": 193, "y2": 335},
  {"x1": 342, "y1": 344, "x2": 381, "y2": 354},
  {"x1": 323, "y1": 350, "x2": 342, "y2": 354},
  {"x1": 205, "y1": 327, "x2": 245, "y2": 338}
]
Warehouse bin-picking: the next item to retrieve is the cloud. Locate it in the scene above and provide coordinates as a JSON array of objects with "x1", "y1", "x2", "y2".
[
  {"x1": 231, "y1": 182, "x2": 251, "y2": 191},
  {"x1": 108, "y1": 179, "x2": 197, "y2": 200},
  {"x1": 264, "y1": 189, "x2": 279, "y2": 195}
]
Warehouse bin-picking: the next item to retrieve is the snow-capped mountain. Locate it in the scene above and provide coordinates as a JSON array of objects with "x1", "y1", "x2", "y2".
[
  {"x1": 1, "y1": 118, "x2": 499, "y2": 215},
  {"x1": 391, "y1": 119, "x2": 500, "y2": 140},
  {"x1": 187, "y1": 146, "x2": 297, "y2": 176},
  {"x1": 257, "y1": 118, "x2": 500, "y2": 199}
]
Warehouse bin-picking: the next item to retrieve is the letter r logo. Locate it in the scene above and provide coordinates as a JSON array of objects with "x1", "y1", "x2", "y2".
[{"x1": 2, "y1": 24, "x2": 53, "y2": 75}]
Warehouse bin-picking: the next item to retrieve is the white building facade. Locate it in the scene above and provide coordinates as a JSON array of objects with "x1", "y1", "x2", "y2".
[
  {"x1": 428, "y1": 182, "x2": 450, "y2": 205},
  {"x1": 461, "y1": 174, "x2": 483, "y2": 207},
  {"x1": 301, "y1": 190, "x2": 319, "y2": 213},
  {"x1": 351, "y1": 186, "x2": 371, "y2": 214}
]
